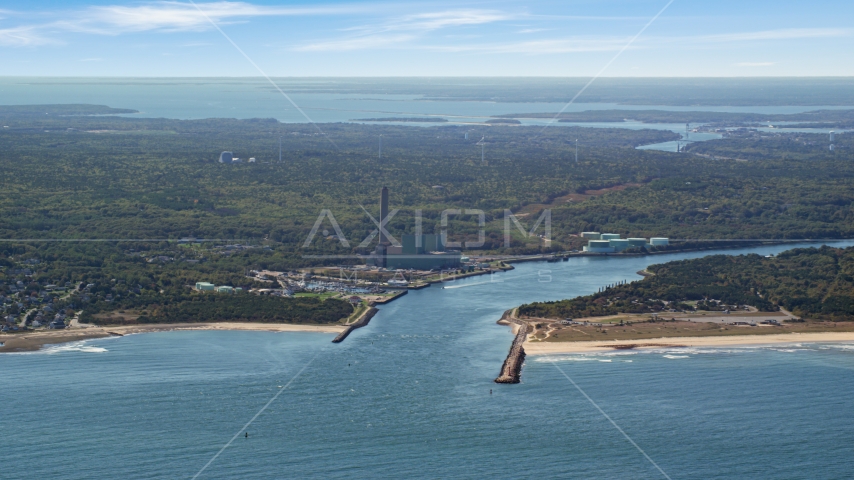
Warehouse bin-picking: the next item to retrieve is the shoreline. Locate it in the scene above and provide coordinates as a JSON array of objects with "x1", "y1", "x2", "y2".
[
  {"x1": 0, "y1": 322, "x2": 346, "y2": 353},
  {"x1": 523, "y1": 332, "x2": 854, "y2": 354}
]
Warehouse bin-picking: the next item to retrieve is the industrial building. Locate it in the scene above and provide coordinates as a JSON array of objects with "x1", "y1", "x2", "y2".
[
  {"x1": 196, "y1": 282, "x2": 242, "y2": 293},
  {"x1": 585, "y1": 240, "x2": 614, "y2": 253},
  {"x1": 581, "y1": 234, "x2": 669, "y2": 253},
  {"x1": 609, "y1": 239, "x2": 629, "y2": 250},
  {"x1": 384, "y1": 235, "x2": 462, "y2": 270},
  {"x1": 219, "y1": 151, "x2": 233, "y2": 163},
  {"x1": 367, "y1": 187, "x2": 461, "y2": 270}
]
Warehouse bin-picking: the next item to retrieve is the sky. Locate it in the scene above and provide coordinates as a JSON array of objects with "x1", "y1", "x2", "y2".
[{"x1": 1, "y1": 0, "x2": 853, "y2": 77}]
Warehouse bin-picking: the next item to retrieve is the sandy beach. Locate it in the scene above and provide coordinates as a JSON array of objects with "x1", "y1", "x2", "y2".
[
  {"x1": 523, "y1": 332, "x2": 854, "y2": 354},
  {"x1": 0, "y1": 322, "x2": 345, "y2": 353}
]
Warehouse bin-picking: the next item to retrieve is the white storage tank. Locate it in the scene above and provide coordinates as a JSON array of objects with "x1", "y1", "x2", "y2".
[
  {"x1": 581, "y1": 232, "x2": 601, "y2": 239},
  {"x1": 600, "y1": 233, "x2": 621, "y2": 240},
  {"x1": 649, "y1": 237, "x2": 669, "y2": 246},
  {"x1": 584, "y1": 240, "x2": 615, "y2": 253},
  {"x1": 609, "y1": 239, "x2": 630, "y2": 251}
]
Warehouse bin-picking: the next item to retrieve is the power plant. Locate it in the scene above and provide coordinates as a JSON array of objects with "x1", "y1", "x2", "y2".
[{"x1": 367, "y1": 187, "x2": 461, "y2": 270}]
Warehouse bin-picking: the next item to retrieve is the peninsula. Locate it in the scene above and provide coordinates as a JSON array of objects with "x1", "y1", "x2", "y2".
[{"x1": 508, "y1": 245, "x2": 854, "y2": 355}]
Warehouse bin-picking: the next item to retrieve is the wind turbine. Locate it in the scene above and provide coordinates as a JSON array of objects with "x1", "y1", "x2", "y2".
[
  {"x1": 575, "y1": 139, "x2": 578, "y2": 163},
  {"x1": 379, "y1": 134, "x2": 383, "y2": 160},
  {"x1": 476, "y1": 136, "x2": 485, "y2": 164}
]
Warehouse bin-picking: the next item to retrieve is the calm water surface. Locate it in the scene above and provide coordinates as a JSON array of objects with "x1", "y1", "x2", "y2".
[
  {"x1": 11, "y1": 78, "x2": 848, "y2": 151},
  {"x1": 4, "y1": 241, "x2": 854, "y2": 479},
  {"x1": 0, "y1": 77, "x2": 846, "y2": 126}
]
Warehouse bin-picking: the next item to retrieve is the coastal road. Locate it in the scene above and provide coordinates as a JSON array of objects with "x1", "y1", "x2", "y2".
[
  {"x1": 69, "y1": 310, "x2": 94, "y2": 328},
  {"x1": 18, "y1": 308, "x2": 37, "y2": 328}
]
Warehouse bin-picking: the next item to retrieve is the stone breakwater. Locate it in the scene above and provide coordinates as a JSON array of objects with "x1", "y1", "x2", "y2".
[
  {"x1": 332, "y1": 307, "x2": 378, "y2": 343},
  {"x1": 495, "y1": 309, "x2": 529, "y2": 384}
]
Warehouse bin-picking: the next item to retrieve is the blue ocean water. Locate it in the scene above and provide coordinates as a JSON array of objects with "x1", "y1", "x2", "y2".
[
  {"x1": 3, "y1": 242, "x2": 854, "y2": 479},
  {"x1": 0, "y1": 77, "x2": 846, "y2": 128}
]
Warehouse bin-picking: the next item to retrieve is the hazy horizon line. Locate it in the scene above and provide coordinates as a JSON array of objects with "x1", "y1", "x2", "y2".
[{"x1": 2, "y1": 75, "x2": 854, "y2": 80}]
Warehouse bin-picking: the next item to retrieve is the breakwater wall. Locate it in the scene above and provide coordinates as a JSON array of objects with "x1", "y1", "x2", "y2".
[
  {"x1": 332, "y1": 307, "x2": 378, "y2": 343},
  {"x1": 373, "y1": 290, "x2": 407, "y2": 304},
  {"x1": 495, "y1": 309, "x2": 529, "y2": 384}
]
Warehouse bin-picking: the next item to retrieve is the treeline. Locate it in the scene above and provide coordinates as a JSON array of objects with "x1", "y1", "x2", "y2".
[
  {"x1": 0, "y1": 109, "x2": 853, "y2": 316},
  {"x1": 82, "y1": 293, "x2": 352, "y2": 325},
  {"x1": 520, "y1": 245, "x2": 854, "y2": 321},
  {"x1": 547, "y1": 160, "x2": 854, "y2": 242},
  {"x1": 686, "y1": 131, "x2": 850, "y2": 161},
  {"x1": 0, "y1": 104, "x2": 138, "y2": 117},
  {"x1": 496, "y1": 108, "x2": 854, "y2": 127},
  {"x1": 1, "y1": 112, "x2": 852, "y2": 255}
]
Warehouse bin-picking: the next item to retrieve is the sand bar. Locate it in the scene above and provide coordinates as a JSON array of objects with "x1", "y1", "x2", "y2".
[
  {"x1": 524, "y1": 332, "x2": 854, "y2": 355},
  {"x1": 0, "y1": 322, "x2": 345, "y2": 353}
]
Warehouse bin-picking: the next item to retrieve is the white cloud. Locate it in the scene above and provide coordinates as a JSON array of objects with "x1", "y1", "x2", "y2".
[
  {"x1": 298, "y1": 34, "x2": 631, "y2": 54},
  {"x1": 428, "y1": 37, "x2": 631, "y2": 54},
  {"x1": 0, "y1": 25, "x2": 56, "y2": 46},
  {"x1": 394, "y1": 10, "x2": 513, "y2": 31},
  {"x1": 698, "y1": 28, "x2": 851, "y2": 43},
  {"x1": 297, "y1": 9, "x2": 517, "y2": 51},
  {"x1": 734, "y1": 62, "x2": 776, "y2": 67},
  {"x1": 296, "y1": 34, "x2": 417, "y2": 52},
  {"x1": 65, "y1": 1, "x2": 363, "y2": 34},
  {"x1": 6, "y1": 1, "x2": 850, "y2": 64},
  {"x1": 0, "y1": 1, "x2": 364, "y2": 46}
]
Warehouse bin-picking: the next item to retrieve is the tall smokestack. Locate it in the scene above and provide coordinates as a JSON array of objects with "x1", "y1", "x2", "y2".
[{"x1": 380, "y1": 186, "x2": 390, "y2": 245}]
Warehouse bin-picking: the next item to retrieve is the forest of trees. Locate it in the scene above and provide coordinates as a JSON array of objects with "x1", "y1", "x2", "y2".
[
  {"x1": 1, "y1": 105, "x2": 853, "y2": 323},
  {"x1": 497, "y1": 108, "x2": 854, "y2": 127},
  {"x1": 685, "y1": 129, "x2": 850, "y2": 161},
  {"x1": 520, "y1": 245, "x2": 854, "y2": 321},
  {"x1": 81, "y1": 293, "x2": 353, "y2": 325}
]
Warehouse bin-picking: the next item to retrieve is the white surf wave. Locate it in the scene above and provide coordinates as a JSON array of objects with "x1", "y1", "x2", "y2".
[
  {"x1": 41, "y1": 341, "x2": 108, "y2": 354},
  {"x1": 533, "y1": 351, "x2": 638, "y2": 363}
]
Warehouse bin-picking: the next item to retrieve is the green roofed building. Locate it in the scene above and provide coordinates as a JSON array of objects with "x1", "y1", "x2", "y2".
[{"x1": 195, "y1": 282, "x2": 215, "y2": 291}]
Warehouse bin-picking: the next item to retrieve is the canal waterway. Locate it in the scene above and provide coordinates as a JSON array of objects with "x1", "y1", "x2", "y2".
[{"x1": 3, "y1": 241, "x2": 854, "y2": 479}]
